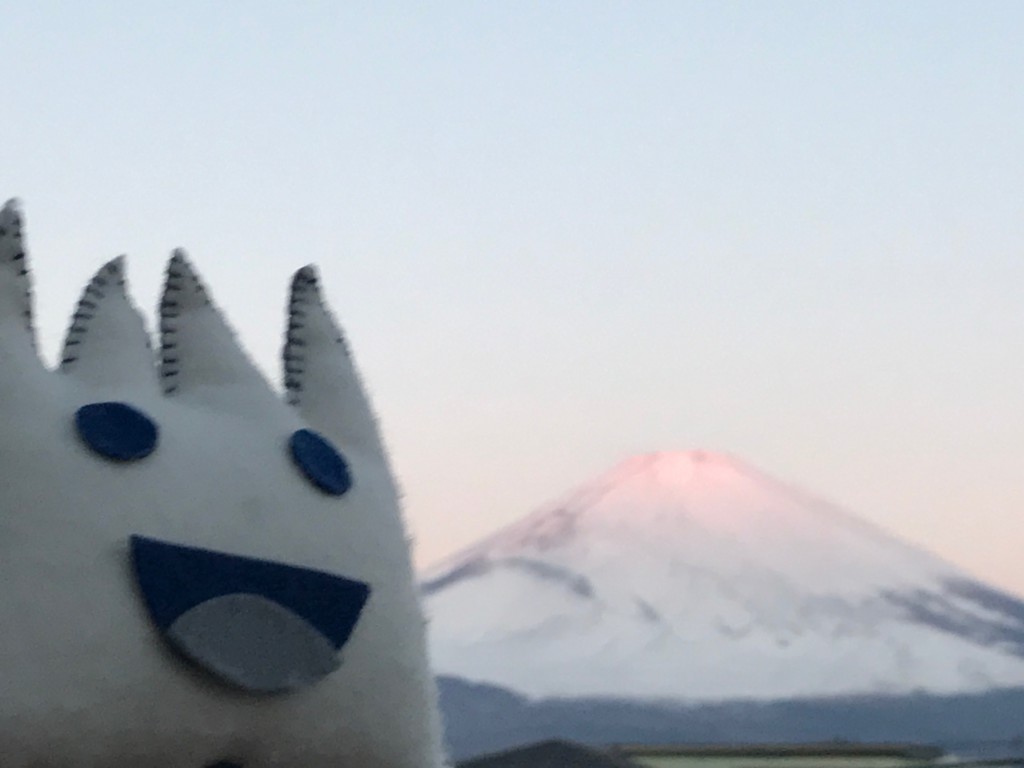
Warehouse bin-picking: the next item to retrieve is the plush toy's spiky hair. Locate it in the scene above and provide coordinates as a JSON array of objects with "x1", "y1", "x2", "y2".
[
  {"x1": 60, "y1": 256, "x2": 158, "y2": 391},
  {"x1": 285, "y1": 265, "x2": 386, "y2": 459},
  {"x1": 0, "y1": 199, "x2": 35, "y2": 351},
  {"x1": 0, "y1": 199, "x2": 382, "y2": 454}
]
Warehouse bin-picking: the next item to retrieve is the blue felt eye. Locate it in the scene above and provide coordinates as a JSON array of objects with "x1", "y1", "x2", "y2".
[
  {"x1": 289, "y1": 429, "x2": 351, "y2": 496},
  {"x1": 75, "y1": 401, "x2": 159, "y2": 462}
]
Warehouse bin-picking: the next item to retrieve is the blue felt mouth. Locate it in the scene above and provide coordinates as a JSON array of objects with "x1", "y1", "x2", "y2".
[{"x1": 129, "y1": 535, "x2": 370, "y2": 692}]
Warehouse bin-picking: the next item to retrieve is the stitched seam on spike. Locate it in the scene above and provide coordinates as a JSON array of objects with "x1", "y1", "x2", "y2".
[
  {"x1": 284, "y1": 278, "x2": 310, "y2": 406},
  {"x1": 59, "y1": 268, "x2": 115, "y2": 372},
  {"x1": 1, "y1": 211, "x2": 36, "y2": 346},
  {"x1": 159, "y1": 262, "x2": 183, "y2": 394}
]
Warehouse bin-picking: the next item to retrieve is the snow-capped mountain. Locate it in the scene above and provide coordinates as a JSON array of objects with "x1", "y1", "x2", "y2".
[{"x1": 422, "y1": 451, "x2": 1024, "y2": 702}]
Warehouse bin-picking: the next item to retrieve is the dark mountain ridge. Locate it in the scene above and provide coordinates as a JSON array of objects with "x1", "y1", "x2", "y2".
[{"x1": 437, "y1": 675, "x2": 1024, "y2": 761}]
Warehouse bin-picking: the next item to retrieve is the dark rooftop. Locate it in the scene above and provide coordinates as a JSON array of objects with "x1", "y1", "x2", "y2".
[
  {"x1": 458, "y1": 739, "x2": 639, "y2": 768},
  {"x1": 610, "y1": 742, "x2": 945, "y2": 761}
]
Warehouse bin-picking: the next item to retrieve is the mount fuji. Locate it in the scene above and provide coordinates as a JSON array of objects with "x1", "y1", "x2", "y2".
[{"x1": 422, "y1": 451, "x2": 1024, "y2": 702}]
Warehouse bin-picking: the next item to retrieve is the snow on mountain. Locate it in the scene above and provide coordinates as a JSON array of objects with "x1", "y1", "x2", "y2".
[{"x1": 422, "y1": 451, "x2": 1024, "y2": 702}]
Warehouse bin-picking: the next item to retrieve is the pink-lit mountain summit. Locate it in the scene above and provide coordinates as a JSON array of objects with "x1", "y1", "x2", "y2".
[{"x1": 422, "y1": 451, "x2": 1024, "y2": 701}]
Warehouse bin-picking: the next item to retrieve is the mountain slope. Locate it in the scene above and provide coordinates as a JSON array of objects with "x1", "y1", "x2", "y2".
[{"x1": 423, "y1": 451, "x2": 1024, "y2": 701}]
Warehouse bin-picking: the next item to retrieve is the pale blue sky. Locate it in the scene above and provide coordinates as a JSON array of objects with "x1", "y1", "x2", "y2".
[{"x1": 3, "y1": 2, "x2": 1023, "y2": 593}]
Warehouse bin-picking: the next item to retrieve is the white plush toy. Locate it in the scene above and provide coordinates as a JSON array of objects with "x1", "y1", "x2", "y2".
[{"x1": 0, "y1": 200, "x2": 447, "y2": 767}]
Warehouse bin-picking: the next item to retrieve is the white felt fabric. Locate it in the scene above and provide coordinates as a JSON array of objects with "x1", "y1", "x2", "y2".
[
  {"x1": 285, "y1": 266, "x2": 387, "y2": 463},
  {"x1": 0, "y1": 201, "x2": 448, "y2": 768},
  {"x1": 61, "y1": 256, "x2": 160, "y2": 393}
]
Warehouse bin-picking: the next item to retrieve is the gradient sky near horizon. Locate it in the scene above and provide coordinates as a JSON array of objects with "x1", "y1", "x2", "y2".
[{"x1": 3, "y1": 2, "x2": 1023, "y2": 595}]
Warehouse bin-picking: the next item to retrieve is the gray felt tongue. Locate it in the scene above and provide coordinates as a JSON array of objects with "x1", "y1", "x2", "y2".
[{"x1": 167, "y1": 593, "x2": 340, "y2": 693}]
